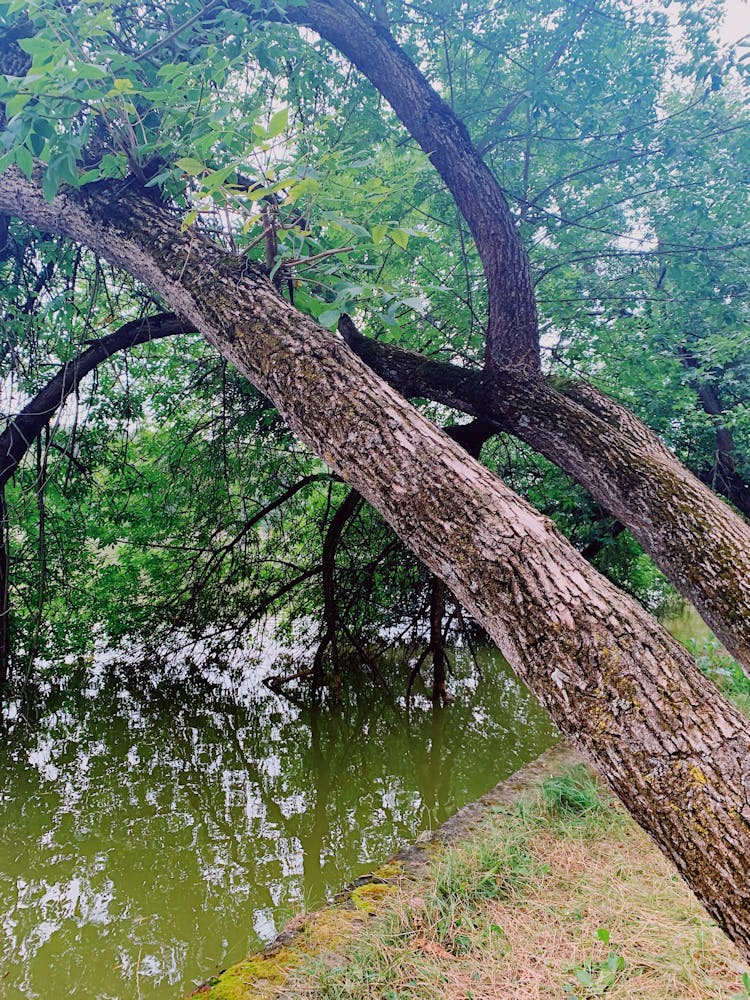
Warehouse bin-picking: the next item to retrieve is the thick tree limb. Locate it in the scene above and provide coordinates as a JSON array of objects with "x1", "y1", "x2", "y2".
[
  {"x1": 313, "y1": 488, "x2": 363, "y2": 694},
  {"x1": 269, "y1": 0, "x2": 750, "y2": 641},
  {"x1": 276, "y1": 0, "x2": 540, "y2": 373},
  {"x1": 338, "y1": 316, "x2": 750, "y2": 671},
  {"x1": 0, "y1": 312, "x2": 194, "y2": 489},
  {"x1": 2, "y1": 170, "x2": 750, "y2": 955}
]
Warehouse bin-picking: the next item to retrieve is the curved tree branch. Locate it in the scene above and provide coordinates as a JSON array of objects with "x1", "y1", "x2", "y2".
[
  {"x1": 0, "y1": 311, "x2": 194, "y2": 489},
  {"x1": 276, "y1": 0, "x2": 540, "y2": 373}
]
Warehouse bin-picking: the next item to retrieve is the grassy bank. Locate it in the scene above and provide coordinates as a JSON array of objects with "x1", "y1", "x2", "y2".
[
  {"x1": 277, "y1": 766, "x2": 748, "y2": 999},
  {"x1": 195, "y1": 762, "x2": 749, "y2": 999},
  {"x1": 195, "y1": 632, "x2": 750, "y2": 999}
]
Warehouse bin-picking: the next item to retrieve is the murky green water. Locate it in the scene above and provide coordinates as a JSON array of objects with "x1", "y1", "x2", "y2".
[{"x1": 0, "y1": 643, "x2": 557, "y2": 999}]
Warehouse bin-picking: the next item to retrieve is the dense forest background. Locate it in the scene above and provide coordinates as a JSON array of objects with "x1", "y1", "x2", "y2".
[{"x1": 1, "y1": 0, "x2": 748, "y2": 704}]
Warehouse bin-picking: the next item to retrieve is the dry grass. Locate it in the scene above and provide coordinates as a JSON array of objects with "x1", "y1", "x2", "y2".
[
  {"x1": 438, "y1": 824, "x2": 745, "y2": 998},
  {"x1": 280, "y1": 768, "x2": 750, "y2": 1000}
]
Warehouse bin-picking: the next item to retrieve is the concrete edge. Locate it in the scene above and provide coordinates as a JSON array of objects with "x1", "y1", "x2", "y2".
[{"x1": 189, "y1": 740, "x2": 584, "y2": 995}]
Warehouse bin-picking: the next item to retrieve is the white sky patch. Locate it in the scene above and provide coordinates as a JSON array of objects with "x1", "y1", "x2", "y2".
[{"x1": 719, "y1": 0, "x2": 749, "y2": 46}]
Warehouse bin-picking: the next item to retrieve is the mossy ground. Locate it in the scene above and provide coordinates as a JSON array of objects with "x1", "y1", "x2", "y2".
[
  {"x1": 195, "y1": 765, "x2": 749, "y2": 999},
  {"x1": 189, "y1": 880, "x2": 400, "y2": 999}
]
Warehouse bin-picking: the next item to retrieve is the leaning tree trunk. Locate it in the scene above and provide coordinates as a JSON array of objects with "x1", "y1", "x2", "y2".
[
  {"x1": 340, "y1": 324, "x2": 750, "y2": 671},
  {"x1": 268, "y1": 0, "x2": 750, "y2": 672},
  {"x1": 4, "y1": 171, "x2": 750, "y2": 956}
]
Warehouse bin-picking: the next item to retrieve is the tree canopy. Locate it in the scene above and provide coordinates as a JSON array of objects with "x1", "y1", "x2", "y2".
[{"x1": 2, "y1": 0, "x2": 750, "y2": 962}]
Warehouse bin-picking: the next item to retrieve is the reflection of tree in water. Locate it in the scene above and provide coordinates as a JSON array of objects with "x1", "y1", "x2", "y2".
[{"x1": 0, "y1": 646, "x2": 556, "y2": 999}]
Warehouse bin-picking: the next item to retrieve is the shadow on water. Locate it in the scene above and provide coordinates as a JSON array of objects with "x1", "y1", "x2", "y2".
[{"x1": 0, "y1": 640, "x2": 557, "y2": 999}]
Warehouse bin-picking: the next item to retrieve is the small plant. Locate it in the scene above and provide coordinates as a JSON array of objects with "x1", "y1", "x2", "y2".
[
  {"x1": 566, "y1": 930, "x2": 627, "y2": 997},
  {"x1": 540, "y1": 766, "x2": 604, "y2": 818},
  {"x1": 732, "y1": 970, "x2": 750, "y2": 999}
]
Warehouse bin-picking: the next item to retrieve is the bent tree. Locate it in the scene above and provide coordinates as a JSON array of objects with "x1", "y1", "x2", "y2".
[{"x1": 2, "y1": 0, "x2": 750, "y2": 959}]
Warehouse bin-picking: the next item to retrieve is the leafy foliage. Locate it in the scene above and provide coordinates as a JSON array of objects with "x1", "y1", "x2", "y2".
[{"x1": 1, "y1": 0, "x2": 748, "y2": 696}]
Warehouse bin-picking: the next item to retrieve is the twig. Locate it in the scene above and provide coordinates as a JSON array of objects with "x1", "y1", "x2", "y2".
[{"x1": 285, "y1": 246, "x2": 355, "y2": 268}]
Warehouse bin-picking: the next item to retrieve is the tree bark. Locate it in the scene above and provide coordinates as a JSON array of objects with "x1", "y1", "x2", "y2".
[
  {"x1": 428, "y1": 575, "x2": 450, "y2": 706},
  {"x1": 3, "y1": 171, "x2": 750, "y2": 956},
  {"x1": 339, "y1": 320, "x2": 750, "y2": 672},
  {"x1": 266, "y1": 0, "x2": 750, "y2": 668},
  {"x1": 276, "y1": 0, "x2": 539, "y2": 373},
  {"x1": 313, "y1": 488, "x2": 362, "y2": 698}
]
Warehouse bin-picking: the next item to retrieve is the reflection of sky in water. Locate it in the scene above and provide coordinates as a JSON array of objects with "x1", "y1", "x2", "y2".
[{"x1": 0, "y1": 642, "x2": 557, "y2": 999}]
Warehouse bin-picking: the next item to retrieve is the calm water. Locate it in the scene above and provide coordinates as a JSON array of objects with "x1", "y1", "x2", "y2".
[{"x1": 0, "y1": 642, "x2": 557, "y2": 999}]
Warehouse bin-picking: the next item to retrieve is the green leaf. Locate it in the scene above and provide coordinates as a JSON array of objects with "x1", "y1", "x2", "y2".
[
  {"x1": 267, "y1": 107, "x2": 288, "y2": 139},
  {"x1": 371, "y1": 224, "x2": 387, "y2": 245},
  {"x1": 318, "y1": 309, "x2": 341, "y2": 329},
  {"x1": 596, "y1": 927, "x2": 610, "y2": 944},
  {"x1": 174, "y1": 157, "x2": 206, "y2": 177},
  {"x1": 42, "y1": 169, "x2": 61, "y2": 202},
  {"x1": 74, "y1": 63, "x2": 109, "y2": 80},
  {"x1": 110, "y1": 77, "x2": 136, "y2": 94},
  {"x1": 390, "y1": 228, "x2": 409, "y2": 249},
  {"x1": 17, "y1": 36, "x2": 56, "y2": 57},
  {"x1": 4, "y1": 91, "x2": 31, "y2": 117},
  {"x1": 14, "y1": 145, "x2": 33, "y2": 179},
  {"x1": 201, "y1": 164, "x2": 236, "y2": 192},
  {"x1": 28, "y1": 131, "x2": 45, "y2": 156},
  {"x1": 181, "y1": 208, "x2": 199, "y2": 231},
  {"x1": 401, "y1": 296, "x2": 425, "y2": 312}
]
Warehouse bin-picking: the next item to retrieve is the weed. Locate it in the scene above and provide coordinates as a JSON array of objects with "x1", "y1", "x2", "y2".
[
  {"x1": 535, "y1": 764, "x2": 624, "y2": 841},
  {"x1": 565, "y1": 930, "x2": 628, "y2": 997},
  {"x1": 687, "y1": 636, "x2": 750, "y2": 714}
]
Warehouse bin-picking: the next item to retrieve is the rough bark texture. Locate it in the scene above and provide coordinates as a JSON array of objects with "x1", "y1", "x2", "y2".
[
  {"x1": 339, "y1": 320, "x2": 750, "y2": 672},
  {"x1": 3, "y1": 170, "x2": 750, "y2": 956},
  {"x1": 267, "y1": 0, "x2": 750, "y2": 668},
  {"x1": 278, "y1": 0, "x2": 539, "y2": 373}
]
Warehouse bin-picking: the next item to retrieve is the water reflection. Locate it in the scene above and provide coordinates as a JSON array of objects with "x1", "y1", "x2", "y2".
[{"x1": 0, "y1": 644, "x2": 557, "y2": 999}]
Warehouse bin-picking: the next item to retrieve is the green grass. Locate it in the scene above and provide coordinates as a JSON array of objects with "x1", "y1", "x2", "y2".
[
  {"x1": 539, "y1": 765, "x2": 606, "y2": 819},
  {"x1": 688, "y1": 635, "x2": 750, "y2": 716},
  {"x1": 282, "y1": 767, "x2": 748, "y2": 1000}
]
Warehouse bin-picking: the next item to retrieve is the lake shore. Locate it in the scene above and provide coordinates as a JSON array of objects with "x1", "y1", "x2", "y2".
[{"x1": 189, "y1": 738, "x2": 748, "y2": 999}]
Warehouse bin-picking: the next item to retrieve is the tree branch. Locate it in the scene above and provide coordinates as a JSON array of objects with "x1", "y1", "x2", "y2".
[
  {"x1": 0, "y1": 311, "x2": 194, "y2": 489},
  {"x1": 276, "y1": 0, "x2": 540, "y2": 373},
  {"x1": 337, "y1": 314, "x2": 750, "y2": 668}
]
